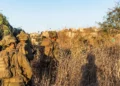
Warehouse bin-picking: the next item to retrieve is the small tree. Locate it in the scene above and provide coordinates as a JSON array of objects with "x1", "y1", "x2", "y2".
[{"x1": 99, "y1": 3, "x2": 120, "y2": 32}]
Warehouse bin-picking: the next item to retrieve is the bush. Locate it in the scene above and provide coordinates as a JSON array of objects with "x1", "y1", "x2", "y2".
[{"x1": 99, "y1": 3, "x2": 120, "y2": 31}]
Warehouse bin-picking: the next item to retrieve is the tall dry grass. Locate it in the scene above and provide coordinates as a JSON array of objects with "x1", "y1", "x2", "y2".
[{"x1": 31, "y1": 28, "x2": 120, "y2": 86}]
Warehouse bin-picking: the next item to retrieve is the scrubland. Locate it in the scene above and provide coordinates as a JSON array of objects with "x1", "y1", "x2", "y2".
[{"x1": 32, "y1": 27, "x2": 120, "y2": 86}]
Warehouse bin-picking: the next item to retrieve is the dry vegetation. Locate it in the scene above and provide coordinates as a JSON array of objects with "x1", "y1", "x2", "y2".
[{"x1": 31, "y1": 27, "x2": 120, "y2": 86}]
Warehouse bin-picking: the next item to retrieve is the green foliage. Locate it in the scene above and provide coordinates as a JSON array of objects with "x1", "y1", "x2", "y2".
[
  {"x1": 0, "y1": 13, "x2": 14, "y2": 37},
  {"x1": 0, "y1": 13, "x2": 25, "y2": 38},
  {"x1": 99, "y1": 3, "x2": 120, "y2": 31},
  {"x1": 0, "y1": 13, "x2": 10, "y2": 26},
  {"x1": 0, "y1": 14, "x2": 3, "y2": 25}
]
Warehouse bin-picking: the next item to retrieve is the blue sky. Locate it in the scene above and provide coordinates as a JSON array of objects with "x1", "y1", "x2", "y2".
[{"x1": 0, "y1": 0, "x2": 118, "y2": 33}]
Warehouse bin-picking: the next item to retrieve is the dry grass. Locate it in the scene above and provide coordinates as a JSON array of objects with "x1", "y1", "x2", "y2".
[{"x1": 31, "y1": 28, "x2": 120, "y2": 86}]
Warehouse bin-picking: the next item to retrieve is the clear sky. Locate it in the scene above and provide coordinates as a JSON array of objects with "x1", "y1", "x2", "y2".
[{"x1": 0, "y1": 0, "x2": 119, "y2": 33}]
